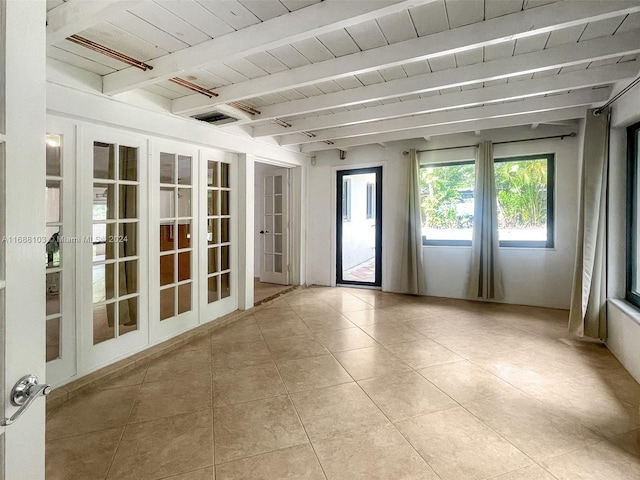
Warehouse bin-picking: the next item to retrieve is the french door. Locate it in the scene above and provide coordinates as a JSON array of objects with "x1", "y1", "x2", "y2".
[
  {"x1": 336, "y1": 167, "x2": 382, "y2": 287},
  {"x1": 2, "y1": 1, "x2": 47, "y2": 478},
  {"x1": 150, "y1": 140, "x2": 199, "y2": 342},
  {"x1": 80, "y1": 128, "x2": 148, "y2": 371},
  {"x1": 259, "y1": 166, "x2": 289, "y2": 285}
]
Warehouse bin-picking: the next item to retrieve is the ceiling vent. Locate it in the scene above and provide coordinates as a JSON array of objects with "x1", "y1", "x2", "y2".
[{"x1": 191, "y1": 111, "x2": 238, "y2": 125}]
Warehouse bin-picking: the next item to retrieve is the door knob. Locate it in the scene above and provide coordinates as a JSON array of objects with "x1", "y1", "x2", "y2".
[
  {"x1": 2, "y1": 374, "x2": 51, "y2": 426},
  {"x1": 260, "y1": 230, "x2": 269, "y2": 234}
]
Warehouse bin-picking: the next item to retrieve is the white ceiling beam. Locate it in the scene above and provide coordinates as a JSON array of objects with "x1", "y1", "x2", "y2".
[
  {"x1": 47, "y1": 0, "x2": 144, "y2": 45},
  {"x1": 247, "y1": 30, "x2": 640, "y2": 123},
  {"x1": 286, "y1": 88, "x2": 608, "y2": 146},
  {"x1": 301, "y1": 107, "x2": 587, "y2": 153},
  {"x1": 102, "y1": 0, "x2": 432, "y2": 95},
  {"x1": 172, "y1": 0, "x2": 640, "y2": 115},
  {"x1": 255, "y1": 63, "x2": 637, "y2": 137}
]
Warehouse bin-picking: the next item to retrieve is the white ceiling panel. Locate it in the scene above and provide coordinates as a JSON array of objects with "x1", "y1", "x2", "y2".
[
  {"x1": 156, "y1": 79, "x2": 195, "y2": 96},
  {"x1": 409, "y1": 1, "x2": 449, "y2": 36},
  {"x1": 224, "y1": 58, "x2": 268, "y2": 79},
  {"x1": 108, "y1": 11, "x2": 190, "y2": 52},
  {"x1": 313, "y1": 81, "x2": 343, "y2": 94},
  {"x1": 185, "y1": 69, "x2": 230, "y2": 89},
  {"x1": 377, "y1": 10, "x2": 417, "y2": 44},
  {"x1": 455, "y1": 48, "x2": 484, "y2": 67},
  {"x1": 196, "y1": 0, "x2": 261, "y2": 30},
  {"x1": 280, "y1": 0, "x2": 319, "y2": 11},
  {"x1": 445, "y1": 0, "x2": 484, "y2": 28},
  {"x1": 532, "y1": 68, "x2": 561, "y2": 78},
  {"x1": 588, "y1": 57, "x2": 621, "y2": 69},
  {"x1": 142, "y1": 83, "x2": 184, "y2": 99},
  {"x1": 346, "y1": 20, "x2": 388, "y2": 51},
  {"x1": 545, "y1": 25, "x2": 585, "y2": 49},
  {"x1": 355, "y1": 70, "x2": 385, "y2": 86},
  {"x1": 507, "y1": 73, "x2": 534, "y2": 83},
  {"x1": 428, "y1": 54, "x2": 457, "y2": 72},
  {"x1": 53, "y1": 39, "x2": 127, "y2": 70},
  {"x1": 485, "y1": 0, "x2": 523, "y2": 20},
  {"x1": 268, "y1": 45, "x2": 311, "y2": 69},
  {"x1": 379, "y1": 66, "x2": 408, "y2": 82},
  {"x1": 524, "y1": 0, "x2": 559, "y2": 9},
  {"x1": 159, "y1": 0, "x2": 235, "y2": 38},
  {"x1": 402, "y1": 60, "x2": 432, "y2": 77},
  {"x1": 317, "y1": 29, "x2": 360, "y2": 57},
  {"x1": 460, "y1": 83, "x2": 483, "y2": 91},
  {"x1": 47, "y1": 45, "x2": 117, "y2": 75},
  {"x1": 399, "y1": 93, "x2": 421, "y2": 102},
  {"x1": 513, "y1": 32, "x2": 550, "y2": 55},
  {"x1": 580, "y1": 17, "x2": 626, "y2": 41},
  {"x1": 80, "y1": 23, "x2": 169, "y2": 62},
  {"x1": 243, "y1": 52, "x2": 289, "y2": 74},
  {"x1": 258, "y1": 92, "x2": 290, "y2": 105},
  {"x1": 439, "y1": 86, "x2": 462, "y2": 95},
  {"x1": 559, "y1": 63, "x2": 590, "y2": 73},
  {"x1": 617, "y1": 12, "x2": 640, "y2": 33},
  {"x1": 290, "y1": 37, "x2": 335, "y2": 63},
  {"x1": 128, "y1": 2, "x2": 211, "y2": 46},
  {"x1": 206, "y1": 64, "x2": 250, "y2": 84},
  {"x1": 196, "y1": 69, "x2": 232, "y2": 88},
  {"x1": 618, "y1": 54, "x2": 640, "y2": 63},
  {"x1": 295, "y1": 84, "x2": 325, "y2": 97},
  {"x1": 484, "y1": 79, "x2": 508, "y2": 87},
  {"x1": 279, "y1": 89, "x2": 307, "y2": 101},
  {"x1": 484, "y1": 41, "x2": 515, "y2": 61},
  {"x1": 333, "y1": 76, "x2": 364, "y2": 90},
  {"x1": 238, "y1": 0, "x2": 289, "y2": 21}
]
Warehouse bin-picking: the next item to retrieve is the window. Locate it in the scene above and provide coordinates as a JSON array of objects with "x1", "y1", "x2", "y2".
[
  {"x1": 342, "y1": 178, "x2": 351, "y2": 221},
  {"x1": 206, "y1": 160, "x2": 231, "y2": 303},
  {"x1": 420, "y1": 161, "x2": 475, "y2": 245},
  {"x1": 366, "y1": 182, "x2": 375, "y2": 219},
  {"x1": 627, "y1": 121, "x2": 640, "y2": 307},
  {"x1": 420, "y1": 153, "x2": 554, "y2": 247}
]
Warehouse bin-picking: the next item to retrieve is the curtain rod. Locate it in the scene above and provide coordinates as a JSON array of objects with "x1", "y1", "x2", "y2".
[
  {"x1": 402, "y1": 132, "x2": 577, "y2": 155},
  {"x1": 593, "y1": 74, "x2": 640, "y2": 116}
]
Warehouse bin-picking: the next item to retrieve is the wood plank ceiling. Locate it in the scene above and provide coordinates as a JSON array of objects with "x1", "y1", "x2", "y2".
[{"x1": 46, "y1": 0, "x2": 640, "y2": 153}]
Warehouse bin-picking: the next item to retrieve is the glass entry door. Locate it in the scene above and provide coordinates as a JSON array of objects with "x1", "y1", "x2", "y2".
[{"x1": 336, "y1": 167, "x2": 382, "y2": 286}]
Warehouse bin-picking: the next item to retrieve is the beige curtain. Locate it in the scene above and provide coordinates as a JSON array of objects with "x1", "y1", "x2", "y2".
[
  {"x1": 400, "y1": 149, "x2": 427, "y2": 295},
  {"x1": 466, "y1": 141, "x2": 504, "y2": 300},
  {"x1": 568, "y1": 107, "x2": 610, "y2": 339}
]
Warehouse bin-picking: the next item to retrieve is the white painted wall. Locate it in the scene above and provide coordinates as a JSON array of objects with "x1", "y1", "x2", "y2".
[
  {"x1": 607, "y1": 81, "x2": 640, "y2": 382},
  {"x1": 307, "y1": 125, "x2": 580, "y2": 308}
]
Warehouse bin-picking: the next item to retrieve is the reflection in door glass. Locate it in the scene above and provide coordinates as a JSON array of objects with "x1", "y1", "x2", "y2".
[{"x1": 341, "y1": 172, "x2": 377, "y2": 283}]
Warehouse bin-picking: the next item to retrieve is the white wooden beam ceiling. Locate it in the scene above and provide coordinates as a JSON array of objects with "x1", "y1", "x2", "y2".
[
  {"x1": 254, "y1": 63, "x2": 637, "y2": 138},
  {"x1": 283, "y1": 87, "x2": 610, "y2": 146},
  {"x1": 47, "y1": 0, "x2": 144, "y2": 45},
  {"x1": 172, "y1": 1, "x2": 640, "y2": 115},
  {"x1": 102, "y1": 0, "x2": 434, "y2": 94},
  {"x1": 300, "y1": 107, "x2": 589, "y2": 152},
  {"x1": 242, "y1": 31, "x2": 640, "y2": 123}
]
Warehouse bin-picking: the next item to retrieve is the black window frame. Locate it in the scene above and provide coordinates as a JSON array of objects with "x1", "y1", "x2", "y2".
[
  {"x1": 626, "y1": 121, "x2": 640, "y2": 308},
  {"x1": 420, "y1": 154, "x2": 555, "y2": 248}
]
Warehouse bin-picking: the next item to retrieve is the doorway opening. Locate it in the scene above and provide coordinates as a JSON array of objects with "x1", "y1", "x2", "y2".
[
  {"x1": 254, "y1": 162, "x2": 293, "y2": 304},
  {"x1": 336, "y1": 167, "x2": 382, "y2": 287}
]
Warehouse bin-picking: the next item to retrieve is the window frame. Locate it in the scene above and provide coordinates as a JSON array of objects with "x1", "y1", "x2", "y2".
[
  {"x1": 420, "y1": 154, "x2": 555, "y2": 248},
  {"x1": 494, "y1": 153, "x2": 555, "y2": 249},
  {"x1": 626, "y1": 120, "x2": 640, "y2": 308}
]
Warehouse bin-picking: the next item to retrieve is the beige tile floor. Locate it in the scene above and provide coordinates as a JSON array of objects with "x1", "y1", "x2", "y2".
[{"x1": 46, "y1": 287, "x2": 640, "y2": 480}]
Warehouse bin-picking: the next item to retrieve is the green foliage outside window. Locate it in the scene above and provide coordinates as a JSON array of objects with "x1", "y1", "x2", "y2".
[
  {"x1": 420, "y1": 163, "x2": 475, "y2": 230},
  {"x1": 420, "y1": 157, "x2": 549, "y2": 234},
  {"x1": 494, "y1": 159, "x2": 547, "y2": 230}
]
